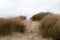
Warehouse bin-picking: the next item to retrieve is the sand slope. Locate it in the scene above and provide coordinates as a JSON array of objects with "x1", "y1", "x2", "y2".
[{"x1": 0, "y1": 20, "x2": 53, "y2": 40}]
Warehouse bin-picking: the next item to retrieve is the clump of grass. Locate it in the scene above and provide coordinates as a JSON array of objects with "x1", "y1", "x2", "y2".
[
  {"x1": 30, "y1": 12, "x2": 50, "y2": 21},
  {"x1": 0, "y1": 16, "x2": 26, "y2": 37}
]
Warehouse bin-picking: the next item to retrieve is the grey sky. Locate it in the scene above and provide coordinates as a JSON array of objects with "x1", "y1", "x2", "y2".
[{"x1": 0, "y1": 0, "x2": 60, "y2": 19}]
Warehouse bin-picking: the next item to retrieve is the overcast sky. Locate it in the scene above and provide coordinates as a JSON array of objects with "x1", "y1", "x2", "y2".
[{"x1": 0, "y1": 0, "x2": 60, "y2": 19}]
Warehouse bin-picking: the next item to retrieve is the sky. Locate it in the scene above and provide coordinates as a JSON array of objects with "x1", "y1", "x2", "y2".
[{"x1": 0, "y1": 0, "x2": 60, "y2": 19}]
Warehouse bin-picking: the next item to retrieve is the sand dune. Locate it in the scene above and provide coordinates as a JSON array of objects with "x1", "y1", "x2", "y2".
[{"x1": 0, "y1": 20, "x2": 53, "y2": 40}]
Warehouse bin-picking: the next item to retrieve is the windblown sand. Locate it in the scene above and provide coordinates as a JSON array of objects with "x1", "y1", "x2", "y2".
[{"x1": 0, "y1": 20, "x2": 53, "y2": 40}]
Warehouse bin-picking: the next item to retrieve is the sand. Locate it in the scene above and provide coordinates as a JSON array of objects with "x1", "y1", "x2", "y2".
[{"x1": 0, "y1": 20, "x2": 53, "y2": 40}]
